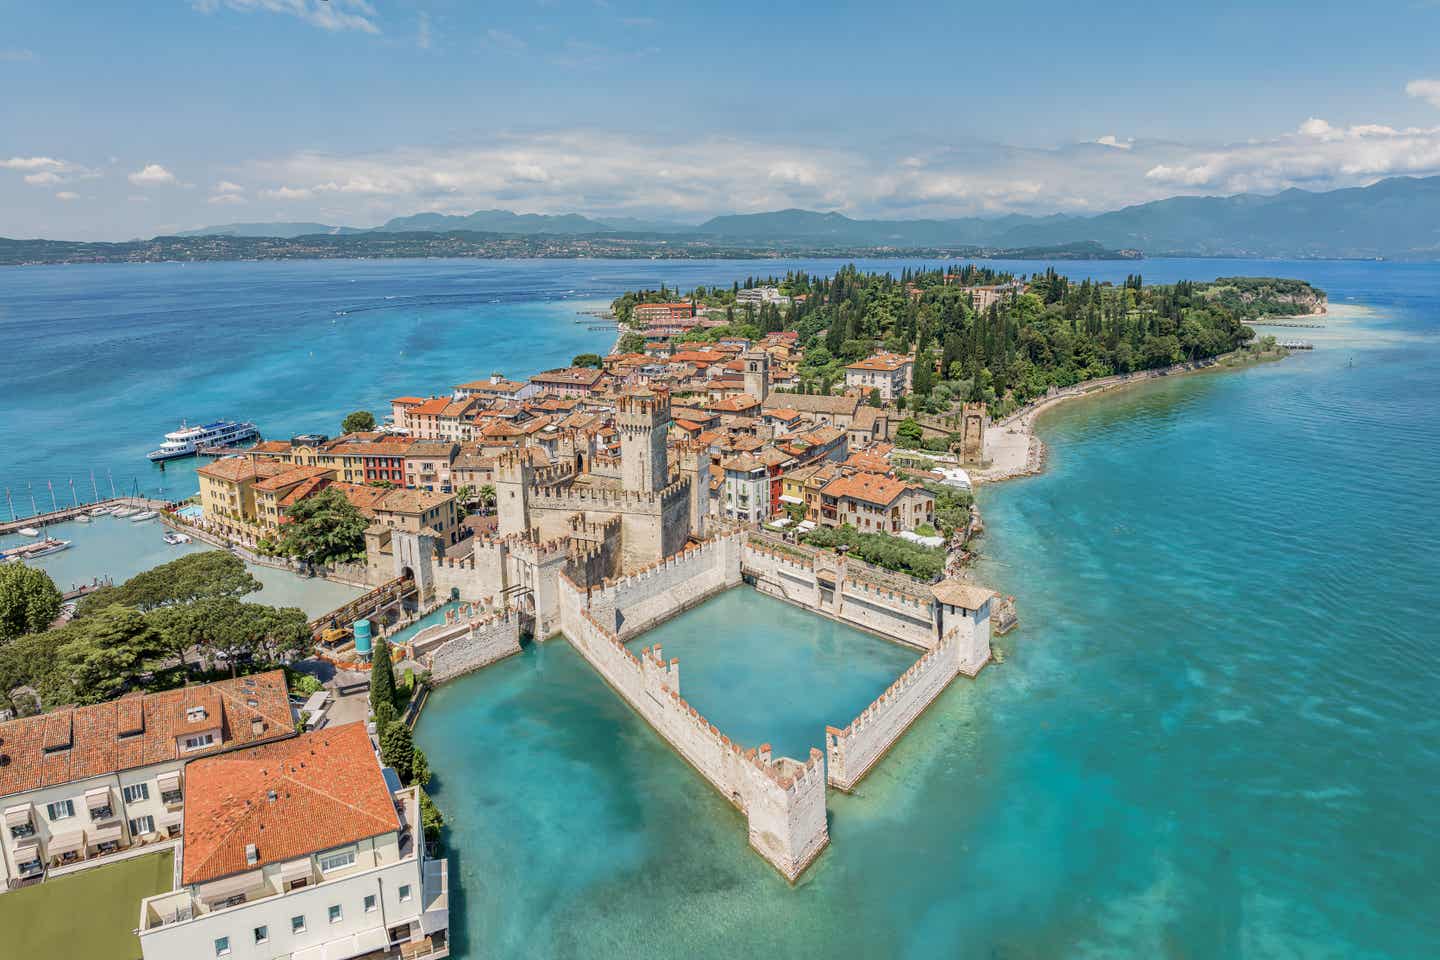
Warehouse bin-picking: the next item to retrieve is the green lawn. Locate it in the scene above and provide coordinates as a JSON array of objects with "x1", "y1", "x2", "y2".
[{"x1": 0, "y1": 849, "x2": 173, "y2": 960}]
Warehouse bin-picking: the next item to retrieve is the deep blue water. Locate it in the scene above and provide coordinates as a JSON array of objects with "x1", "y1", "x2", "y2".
[{"x1": 6, "y1": 257, "x2": 1439, "y2": 956}]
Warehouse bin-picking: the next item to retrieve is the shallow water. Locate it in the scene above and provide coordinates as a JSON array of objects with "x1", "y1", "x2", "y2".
[
  {"x1": 624, "y1": 588, "x2": 917, "y2": 759},
  {"x1": 7, "y1": 257, "x2": 1438, "y2": 956},
  {"x1": 0, "y1": 514, "x2": 360, "y2": 616},
  {"x1": 413, "y1": 259, "x2": 1440, "y2": 959}
]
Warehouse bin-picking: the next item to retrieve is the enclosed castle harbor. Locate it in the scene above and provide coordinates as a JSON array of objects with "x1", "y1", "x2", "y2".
[{"x1": 379, "y1": 386, "x2": 997, "y2": 880}]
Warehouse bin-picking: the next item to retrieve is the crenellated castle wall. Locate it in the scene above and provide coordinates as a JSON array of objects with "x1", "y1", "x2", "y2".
[
  {"x1": 823, "y1": 632, "x2": 963, "y2": 792},
  {"x1": 742, "y1": 540, "x2": 939, "y2": 650},
  {"x1": 415, "y1": 607, "x2": 523, "y2": 682},
  {"x1": 557, "y1": 573, "x2": 829, "y2": 881},
  {"x1": 585, "y1": 532, "x2": 744, "y2": 638}
]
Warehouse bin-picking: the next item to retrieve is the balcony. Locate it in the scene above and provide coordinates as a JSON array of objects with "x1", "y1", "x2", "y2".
[
  {"x1": 9, "y1": 821, "x2": 36, "y2": 840},
  {"x1": 160, "y1": 789, "x2": 184, "y2": 808}
]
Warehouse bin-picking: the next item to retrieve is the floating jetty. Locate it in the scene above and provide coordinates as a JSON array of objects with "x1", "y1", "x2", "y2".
[{"x1": 1279, "y1": 340, "x2": 1315, "y2": 350}]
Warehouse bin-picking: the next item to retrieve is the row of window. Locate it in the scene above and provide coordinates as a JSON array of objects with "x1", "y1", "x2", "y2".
[{"x1": 212, "y1": 888, "x2": 409, "y2": 956}]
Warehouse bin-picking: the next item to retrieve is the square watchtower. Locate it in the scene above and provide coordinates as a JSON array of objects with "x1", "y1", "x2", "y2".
[{"x1": 618, "y1": 387, "x2": 673, "y2": 494}]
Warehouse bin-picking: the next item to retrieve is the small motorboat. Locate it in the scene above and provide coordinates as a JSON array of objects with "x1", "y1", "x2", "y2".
[
  {"x1": 17, "y1": 527, "x2": 40, "y2": 537},
  {"x1": 89, "y1": 506, "x2": 113, "y2": 517},
  {"x1": 130, "y1": 510, "x2": 159, "y2": 522},
  {"x1": 162, "y1": 532, "x2": 192, "y2": 545},
  {"x1": 112, "y1": 507, "x2": 139, "y2": 518},
  {"x1": 75, "y1": 513, "x2": 92, "y2": 524},
  {"x1": 29, "y1": 538, "x2": 71, "y2": 557}
]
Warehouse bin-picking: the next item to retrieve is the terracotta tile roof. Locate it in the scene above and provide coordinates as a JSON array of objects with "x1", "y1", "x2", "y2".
[
  {"x1": 405, "y1": 442, "x2": 458, "y2": 459},
  {"x1": 821, "y1": 471, "x2": 919, "y2": 507},
  {"x1": 0, "y1": 672, "x2": 293, "y2": 800},
  {"x1": 197, "y1": 456, "x2": 287, "y2": 484},
  {"x1": 376, "y1": 488, "x2": 453, "y2": 516},
  {"x1": 253, "y1": 465, "x2": 333, "y2": 492},
  {"x1": 722, "y1": 454, "x2": 767, "y2": 472},
  {"x1": 708, "y1": 394, "x2": 761, "y2": 413},
  {"x1": 278, "y1": 476, "x2": 331, "y2": 508},
  {"x1": 330, "y1": 482, "x2": 392, "y2": 518},
  {"x1": 765, "y1": 408, "x2": 801, "y2": 422},
  {"x1": 180, "y1": 723, "x2": 399, "y2": 886},
  {"x1": 931, "y1": 580, "x2": 998, "y2": 610},
  {"x1": 763, "y1": 393, "x2": 859, "y2": 416},
  {"x1": 847, "y1": 352, "x2": 912, "y2": 372},
  {"x1": 456, "y1": 378, "x2": 526, "y2": 394},
  {"x1": 390, "y1": 397, "x2": 426, "y2": 406},
  {"x1": 252, "y1": 440, "x2": 292, "y2": 455},
  {"x1": 530, "y1": 367, "x2": 606, "y2": 387}
]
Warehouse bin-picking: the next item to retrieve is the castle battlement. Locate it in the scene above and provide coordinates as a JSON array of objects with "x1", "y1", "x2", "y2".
[
  {"x1": 528, "y1": 474, "x2": 692, "y2": 512},
  {"x1": 599, "y1": 532, "x2": 736, "y2": 591},
  {"x1": 829, "y1": 634, "x2": 954, "y2": 741}
]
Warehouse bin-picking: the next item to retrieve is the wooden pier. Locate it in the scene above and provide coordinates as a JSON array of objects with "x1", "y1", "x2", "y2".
[
  {"x1": 0, "y1": 497, "x2": 172, "y2": 537},
  {"x1": 1279, "y1": 340, "x2": 1315, "y2": 350}
]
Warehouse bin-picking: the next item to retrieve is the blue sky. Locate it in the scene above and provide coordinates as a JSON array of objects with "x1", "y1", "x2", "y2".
[{"x1": 5, "y1": 0, "x2": 1440, "y2": 239}]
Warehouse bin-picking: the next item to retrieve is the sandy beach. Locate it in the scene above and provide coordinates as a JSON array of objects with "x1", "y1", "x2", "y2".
[{"x1": 968, "y1": 304, "x2": 1342, "y2": 486}]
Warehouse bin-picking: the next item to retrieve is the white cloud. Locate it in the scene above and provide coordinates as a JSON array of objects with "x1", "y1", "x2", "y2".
[
  {"x1": 55, "y1": 191, "x2": 79, "y2": 201},
  {"x1": 1144, "y1": 118, "x2": 1440, "y2": 193},
  {"x1": 1406, "y1": 78, "x2": 1440, "y2": 109},
  {"x1": 129, "y1": 164, "x2": 177, "y2": 186},
  {"x1": 214, "y1": 180, "x2": 245, "y2": 194},
  {"x1": 260, "y1": 185, "x2": 314, "y2": 200},
  {"x1": 1094, "y1": 135, "x2": 1133, "y2": 150},
  {"x1": 1, "y1": 156, "x2": 66, "y2": 171},
  {"x1": 0, "y1": 48, "x2": 35, "y2": 62},
  {"x1": 208, "y1": 182, "x2": 248, "y2": 205},
  {"x1": 24, "y1": 172, "x2": 62, "y2": 186},
  {"x1": 190, "y1": 0, "x2": 379, "y2": 35}
]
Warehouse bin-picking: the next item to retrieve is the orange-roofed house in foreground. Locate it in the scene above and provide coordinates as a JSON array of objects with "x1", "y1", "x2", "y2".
[{"x1": 137, "y1": 721, "x2": 451, "y2": 960}]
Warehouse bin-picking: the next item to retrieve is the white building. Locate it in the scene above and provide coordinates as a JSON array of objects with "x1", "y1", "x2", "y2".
[
  {"x1": 720, "y1": 454, "x2": 771, "y2": 524},
  {"x1": 0, "y1": 672, "x2": 294, "y2": 889},
  {"x1": 843, "y1": 352, "x2": 914, "y2": 402},
  {"x1": 138, "y1": 722, "x2": 449, "y2": 960}
]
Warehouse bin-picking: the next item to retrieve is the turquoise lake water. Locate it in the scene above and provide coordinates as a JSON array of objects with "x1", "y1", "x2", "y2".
[
  {"x1": 5, "y1": 257, "x2": 1438, "y2": 956},
  {"x1": 624, "y1": 589, "x2": 917, "y2": 760},
  {"x1": 0, "y1": 514, "x2": 360, "y2": 616}
]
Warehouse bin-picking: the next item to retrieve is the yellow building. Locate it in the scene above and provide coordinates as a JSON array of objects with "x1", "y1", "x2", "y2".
[
  {"x1": 195, "y1": 456, "x2": 288, "y2": 534},
  {"x1": 251, "y1": 465, "x2": 337, "y2": 531}
]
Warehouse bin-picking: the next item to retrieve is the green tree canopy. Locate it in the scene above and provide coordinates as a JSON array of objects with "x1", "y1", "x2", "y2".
[
  {"x1": 278, "y1": 487, "x2": 368, "y2": 566},
  {"x1": 56, "y1": 605, "x2": 161, "y2": 704},
  {"x1": 0, "y1": 563, "x2": 62, "y2": 645},
  {"x1": 341, "y1": 410, "x2": 376, "y2": 434},
  {"x1": 380, "y1": 719, "x2": 414, "y2": 783},
  {"x1": 76, "y1": 550, "x2": 260, "y2": 618},
  {"x1": 370, "y1": 636, "x2": 395, "y2": 710},
  {"x1": 571, "y1": 353, "x2": 604, "y2": 368}
]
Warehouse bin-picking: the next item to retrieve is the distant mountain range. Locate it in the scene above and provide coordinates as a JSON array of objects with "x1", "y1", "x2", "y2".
[{"x1": 51, "y1": 175, "x2": 1440, "y2": 261}]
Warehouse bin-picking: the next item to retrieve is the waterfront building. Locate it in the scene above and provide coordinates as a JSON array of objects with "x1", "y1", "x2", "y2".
[
  {"x1": 252, "y1": 465, "x2": 337, "y2": 532},
  {"x1": 0, "y1": 672, "x2": 293, "y2": 889},
  {"x1": 762, "y1": 392, "x2": 862, "y2": 429},
  {"x1": 137, "y1": 723, "x2": 449, "y2": 960},
  {"x1": 631, "y1": 302, "x2": 696, "y2": 323},
  {"x1": 529, "y1": 367, "x2": 609, "y2": 398},
  {"x1": 453, "y1": 375, "x2": 536, "y2": 402},
  {"x1": 721, "y1": 454, "x2": 771, "y2": 524},
  {"x1": 197, "y1": 456, "x2": 289, "y2": 530},
  {"x1": 844, "y1": 352, "x2": 914, "y2": 402},
  {"x1": 818, "y1": 471, "x2": 934, "y2": 533}
]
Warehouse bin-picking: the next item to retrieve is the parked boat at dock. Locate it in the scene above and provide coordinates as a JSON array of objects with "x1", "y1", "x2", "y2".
[
  {"x1": 112, "y1": 507, "x2": 140, "y2": 518},
  {"x1": 2, "y1": 537, "x2": 72, "y2": 562},
  {"x1": 147, "y1": 419, "x2": 259, "y2": 462},
  {"x1": 89, "y1": 506, "x2": 113, "y2": 517},
  {"x1": 17, "y1": 527, "x2": 40, "y2": 537},
  {"x1": 130, "y1": 509, "x2": 158, "y2": 522},
  {"x1": 162, "y1": 531, "x2": 192, "y2": 545}
]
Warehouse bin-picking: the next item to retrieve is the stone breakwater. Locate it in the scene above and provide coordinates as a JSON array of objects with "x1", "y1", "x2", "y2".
[
  {"x1": 413, "y1": 604, "x2": 523, "y2": 682},
  {"x1": 557, "y1": 567, "x2": 829, "y2": 882}
]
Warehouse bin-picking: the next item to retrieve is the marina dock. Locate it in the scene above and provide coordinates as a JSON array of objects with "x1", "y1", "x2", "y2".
[{"x1": 0, "y1": 497, "x2": 172, "y2": 536}]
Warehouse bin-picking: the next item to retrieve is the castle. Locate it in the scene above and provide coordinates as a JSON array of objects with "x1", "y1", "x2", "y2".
[{"x1": 381, "y1": 386, "x2": 708, "y2": 636}]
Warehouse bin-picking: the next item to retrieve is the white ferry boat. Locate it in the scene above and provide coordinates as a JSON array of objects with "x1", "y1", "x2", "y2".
[{"x1": 147, "y1": 420, "x2": 259, "y2": 461}]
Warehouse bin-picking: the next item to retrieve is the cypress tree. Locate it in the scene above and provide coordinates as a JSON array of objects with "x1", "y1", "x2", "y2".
[
  {"x1": 370, "y1": 636, "x2": 395, "y2": 711},
  {"x1": 380, "y1": 720, "x2": 415, "y2": 783}
]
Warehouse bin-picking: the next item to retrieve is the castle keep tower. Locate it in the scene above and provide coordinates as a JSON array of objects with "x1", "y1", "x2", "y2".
[
  {"x1": 742, "y1": 348, "x2": 770, "y2": 403},
  {"x1": 618, "y1": 388, "x2": 672, "y2": 494},
  {"x1": 494, "y1": 448, "x2": 534, "y2": 537}
]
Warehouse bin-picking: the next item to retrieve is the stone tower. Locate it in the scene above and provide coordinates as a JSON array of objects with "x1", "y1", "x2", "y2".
[
  {"x1": 618, "y1": 388, "x2": 672, "y2": 494},
  {"x1": 493, "y1": 448, "x2": 533, "y2": 537},
  {"x1": 742, "y1": 348, "x2": 770, "y2": 403},
  {"x1": 960, "y1": 402, "x2": 987, "y2": 466},
  {"x1": 676, "y1": 441, "x2": 709, "y2": 539}
]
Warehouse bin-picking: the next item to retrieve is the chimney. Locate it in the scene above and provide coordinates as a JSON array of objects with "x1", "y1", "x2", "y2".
[{"x1": 245, "y1": 843, "x2": 259, "y2": 865}]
